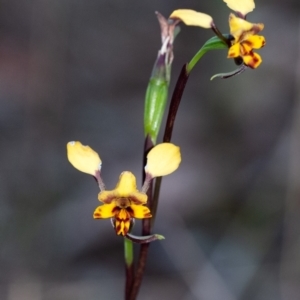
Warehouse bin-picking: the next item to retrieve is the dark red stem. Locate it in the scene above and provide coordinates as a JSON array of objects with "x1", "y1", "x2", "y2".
[{"x1": 129, "y1": 64, "x2": 189, "y2": 300}]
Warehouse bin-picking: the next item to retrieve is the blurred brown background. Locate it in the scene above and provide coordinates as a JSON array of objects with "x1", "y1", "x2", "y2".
[{"x1": 0, "y1": 0, "x2": 299, "y2": 299}]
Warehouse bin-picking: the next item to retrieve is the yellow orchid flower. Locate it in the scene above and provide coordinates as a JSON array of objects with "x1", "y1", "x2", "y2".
[
  {"x1": 94, "y1": 172, "x2": 151, "y2": 236},
  {"x1": 169, "y1": 0, "x2": 265, "y2": 69},
  {"x1": 228, "y1": 13, "x2": 265, "y2": 68},
  {"x1": 66, "y1": 141, "x2": 181, "y2": 236}
]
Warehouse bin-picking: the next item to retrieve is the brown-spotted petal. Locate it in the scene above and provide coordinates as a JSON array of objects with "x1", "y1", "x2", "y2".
[
  {"x1": 243, "y1": 52, "x2": 262, "y2": 69},
  {"x1": 115, "y1": 209, "x2": 131, "y2": 235},
  {"x1": 228, "y1": 43, "x2": 241, "y2": 58},
  {"x1": 98, "y1": 190, "x2": 116, "y2": 204},
  {"x1": 229, "y1": 14, "x2": 263, "y2": 42},
  {"x1": 244, "y1": 35, "x2": 266, "y2": 49},
  {"x1": 93, "y1": 202, "x2": 116, "y2": 219},
  {"x1": 129, "y1": 204, "x2": 152, "y2": 219}
]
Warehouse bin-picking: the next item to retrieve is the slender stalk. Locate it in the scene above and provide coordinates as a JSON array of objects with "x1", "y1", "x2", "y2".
[
  {"x1": 151, "y1": 63, "x2": 190, "y2": 224},
  {"x1": 129, "y1": 64, "x2": 189, "y2": 300},
  {"x1": 211, "y1": 22, "x2": 231, "y2": 47},
  {"x1": 151, "y1": 176, "x2": 162, "y2": 226},
  {"x1": 129, "y1": 244, "x2": 149, "y2": 300},
  {"x1": 94, "y1": 170, "x2": 105, "y2": 191},
  {"x1": 163, "y1": 64, "x2": 189, "y2": 143},
  {"x1": 124, "y1": 237, "x2": 134, "y2": 300},
  {"x1": 128, "y1": 135, "x2": 154, "y2": 300}
]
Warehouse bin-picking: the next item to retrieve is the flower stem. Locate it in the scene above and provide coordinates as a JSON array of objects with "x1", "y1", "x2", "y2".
[
  {"x1": 151, "y1": 63, "x2": 189, "y2": 225},
  {"x1": 163, "y1": 63, "x2": 189, "y2": 142},
  {"x1": 129, "y1": 64, "x2": 189, "y2": 300},
  {"x1": 211, "y1": 22, "x2": 231, "y2": 47},
  {"x1": 129, "y1": 243, "x2": 149, "y2": 300},
  {"x1": 124, "y1": 237, "x2": 134, "y2": 300}
]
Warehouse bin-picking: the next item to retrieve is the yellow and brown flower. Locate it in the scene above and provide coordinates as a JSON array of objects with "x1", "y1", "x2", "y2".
[
  {"x1": 227, "y1": 13, "x2": 265, "y2": 68},
  {"x1": 93, "y1": 171, "x2": 151, "y2": 236},
  {"x1": 169, "y1": 0, "x2": 265, "y2": 69},
  {"x1": 67, "y1": 141, "x2": 181, "y2": 236}
]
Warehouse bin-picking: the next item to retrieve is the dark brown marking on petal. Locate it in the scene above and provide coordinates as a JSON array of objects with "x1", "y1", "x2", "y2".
[
  {"x1": 245, "y1": 52, "x2": 259, "y2": 69},
  {"x1": 242, "y1": 40, "x2": 253, "y2": 47},
  {"x1": 130, "y1": 196, "x2": 145, "y2": 205},
  {"x1": 116, "y1": 209, "x2": 131, "y2": 221},
  {"x1": 94, "y1": 213, "x2": 101, "y2": 218},
  {"x1": 236, "y1": 11, "x2": 245, "y2": 19},
  {"x1": 115, "y1": 224, "x2": 122, "y2": 235},
  {"x1": 251, "y1": 24, "x2": 263, "y2": 35},
  {"x1": 112, "y1": 206, "x2": 120, "y2": 214},
  {"x1": 116, "y1": 197, "x2": 131, "y2": 208},
  {"x1": 126, "y1": 206, "x2": 134, "y2": 217},
  {"x1": 100, "y1": 194, "x2": 116, "y2": 204}
]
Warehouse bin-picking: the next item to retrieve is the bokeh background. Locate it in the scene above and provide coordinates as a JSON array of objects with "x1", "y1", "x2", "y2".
[{"x1": 0, "y1": 0, "x2": 299, "y2": 299}]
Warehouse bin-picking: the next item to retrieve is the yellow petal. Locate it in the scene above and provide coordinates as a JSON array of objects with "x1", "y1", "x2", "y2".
[
  {"x1": 117, "y1": 208, "x2": 131, "y2": 220},
  {"x1": 129, "y1": 204, "x2": 152, "y2": 219},
  {"x1": 67, "y1": 141, "x2": 101, "y2": 176},
  {"x1": 93, "y1": 202, "x2": 116, "y2": 219},
  {"x1": 115, "y1": 219, "x2": 131, "y2": 236},
  {"x1": 169, "y1": 9, "x2": 213, "y2": 29},
  {"x1": 128, "y1": 192, "x2": 148, "y2": 205},
  {"x1": 228, "y1": 43, "x2": 241, "y2": 58},
  {"x1": 243, "y1": 35, "x2": 266, "y2": 49},
  {"x1": 223, "y1": 0, "x2": 255, "y2": 16},
  {"x1": 145, "y1": 143, "x2": 181, "y2": 177},
  {"x1": 115, "y1": 171, "x2": 138, "y2": 195},
  {"x1": 243, "y1": 52, "x2": 262, "y2": 68},
  {"x1": 229, "y1": 13, "x2": 254, "y2": 41},
  {"x1": 115, "y1": 208, "x2": 131, "y2": 235},
  {"x1": 229, "y1": 14, "x2": 263, "y2": 43},
  {"x1": 98, "y1": 190, "x2": 147, "y2": 205},
  {"x1": 98, "y1": 190, "x2": 116, "y2": 204},
  {"x1": 240, "y1": 42, "x2": 252, "y2": 55},
  {"x1": 98, "y1": 172, "x2": 147, "y2": 204}
]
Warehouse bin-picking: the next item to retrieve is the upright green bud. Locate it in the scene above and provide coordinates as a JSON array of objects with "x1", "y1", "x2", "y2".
[
  {"x1": 144, "y1": 12, "x2": 179, "y2": 144},
  {"x1": 144, "y1": 77, "x2": 168, "y2": 145}
]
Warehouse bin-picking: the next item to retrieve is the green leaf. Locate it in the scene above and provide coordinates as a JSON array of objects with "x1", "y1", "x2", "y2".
[{"x1": 187, "y1": 35, "x2": 229, "y2": 73}]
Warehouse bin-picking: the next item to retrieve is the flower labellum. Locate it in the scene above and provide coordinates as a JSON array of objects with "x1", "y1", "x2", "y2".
[{"x1": 94, "y1": 172, "x2": 151, "y2": 236}]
